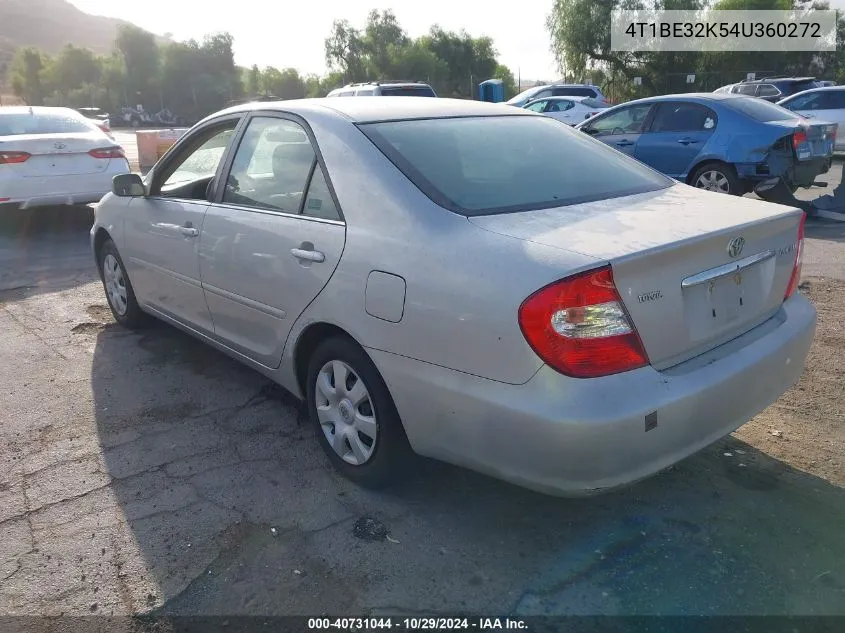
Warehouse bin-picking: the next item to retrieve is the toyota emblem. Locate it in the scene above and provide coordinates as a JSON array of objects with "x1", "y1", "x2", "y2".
[
  {"x1": 727, "y1": 236, "x2": 745, "y2": 258},
  {"x1": 54, "y1": 142, "x2": 67, "y2": 150}
]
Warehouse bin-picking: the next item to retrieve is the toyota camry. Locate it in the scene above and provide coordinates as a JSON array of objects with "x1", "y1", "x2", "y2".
[{"x1": 90, "y1": 98, "x2": 815, "y2": 496}]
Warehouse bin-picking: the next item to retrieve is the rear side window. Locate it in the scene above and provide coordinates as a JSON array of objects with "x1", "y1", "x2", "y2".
[
  {"x1": 581, "y1": 98, "x2": 608, "y2": 109},
  {"x1": 824, "y1": 90, "x2": 845, "y2": 109},
  {"x1": 0, "y1": 111, "x2": 95, "y2": 136},
  {"x1": 650, "y1": 103, "x2": 717, "y2": 132},
  {"x1": 380, "y1": 86, "x2": 436, "y2": 97},
  {"x1": 356, "y1": 89, "x2": 375, "y2": 96},
  {"x1": 779, "y1": 80, "x2": 818, "y2": 95},
  {"x1": 359, "y1": 115, "x2": 671, "y2": 216},
  {"x1": 724, "y1": 97, "x2": 796, "y2": 122},
  {"x1": 757, "y1": 84, "x2": 781, "y2": 98}
]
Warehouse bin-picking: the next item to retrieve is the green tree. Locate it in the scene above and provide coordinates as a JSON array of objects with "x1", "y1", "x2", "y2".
[
  {"x1": 263, "y1": 67, "x2": 306, "y2": 99},
  {"x1": 247, "y1": 64, "x2": 262, "y2": 95},
  {"x1": 9, "y1": 47, "x2": 48, "y2": 105},
  {"x1": 115, "y1": 24, "x2": 160, "y2": 107},
  {"x1": 325, "y1": 19, "x2": 366, "y2": 82},
  {"x1": 493, "y1": 64, "x2": 517, "y2": 98},
  {"x1": 44, "y1": 44, "x2": 101, "y2": 102}
]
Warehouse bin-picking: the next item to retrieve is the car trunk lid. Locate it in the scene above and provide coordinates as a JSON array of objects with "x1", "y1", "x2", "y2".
[
  {"x1": 469, "y1": 184, "x2": 803, "y2": 370},
  {"x1": 0, "y1": 132, "x2": 119, "y2": 177},
  {"x1": 766, "y1": 118, "x2": 837, "y2": 160}
]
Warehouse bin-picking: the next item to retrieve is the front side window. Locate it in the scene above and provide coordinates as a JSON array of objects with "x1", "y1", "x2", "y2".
[
  {"x1": 157, "y1": 123, "x2": 237, "y2": 194},
  {"x1": 649, "y1": 103, "x2": 717, "y2": 132},
  {"x1": 737, "y1": 84, "x2": 758, "y2": 96},
  {"x1": 524, "y1": 100, "x2": 547, "y2": 112},
  {"x1": 586, "y1": 104, "x2": 653, "y2": 136},
  {"x1": 223, "y1": 117, "x2": 316, "y2": 215},
  {"x1": 360, "y1": 115, "x2": 671, "y2": 216},
  {"x1": 553, "y1": 87, "x2": 595, "y2": 98},
  {"x1": 380, "y1": 86, "x2": 436, "y2": 97}
]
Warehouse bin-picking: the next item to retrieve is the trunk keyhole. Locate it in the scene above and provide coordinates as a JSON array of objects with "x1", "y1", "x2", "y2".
[{"x1": 712, "y1": 309, "x2": 717, "y2": 318}]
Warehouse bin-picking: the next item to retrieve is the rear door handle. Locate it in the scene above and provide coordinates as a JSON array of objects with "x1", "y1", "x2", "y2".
[
  {"x1": 291, "y1": 248, "x2": 325, "y2": 263},
  {"x1": 677, "y1": 138, "x2": 699, "y2": 145}
]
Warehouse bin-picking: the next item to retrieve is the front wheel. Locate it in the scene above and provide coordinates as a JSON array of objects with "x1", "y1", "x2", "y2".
[
  {"x1": 690, "y1": 163, "x2": 740, "y2": 195},
  {"x1": 98, "y1": 239, "x2": 145, "y2": 329},
  {"x1": 306, "y1": 336, "x2": 413, "y2": 488}
]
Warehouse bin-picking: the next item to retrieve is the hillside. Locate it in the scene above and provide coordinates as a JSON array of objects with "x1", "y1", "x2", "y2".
[{"x1": 0, "y1": 0, "x2": 164, "y2": 88}]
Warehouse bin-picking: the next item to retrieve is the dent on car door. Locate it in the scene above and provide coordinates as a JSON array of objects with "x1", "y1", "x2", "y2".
[
  {"x1": 581, "y1": 104, "x2": 653, "y2": 157},
  {"x1": 123, "y1": 118, "x2": 241, "y2": 331},
  {"x1": 633, "y1": 102, "x2": 716, "y2": 179},
  {"x1": 200, "y1": 114, "x2": 346, "y2": 368}
]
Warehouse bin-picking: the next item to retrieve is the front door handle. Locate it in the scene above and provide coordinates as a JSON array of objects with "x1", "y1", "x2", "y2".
[
  {"x1": 291, "y1": 248, "x2": 325, "y2": 263},
  {"x1": 615, "y1": 139, "x2": 634, "y2": 147},
  {"x1": 677, "y1": 138, "x2": 699, "y2": 145},
  {"x1": 180, "y1": 226, "x2": 199, "y2": 237}
]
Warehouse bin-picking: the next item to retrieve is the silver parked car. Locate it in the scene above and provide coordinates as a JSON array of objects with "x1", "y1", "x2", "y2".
[{"x1": 92, "y1": 98, "x2": 816, "y2": 496}]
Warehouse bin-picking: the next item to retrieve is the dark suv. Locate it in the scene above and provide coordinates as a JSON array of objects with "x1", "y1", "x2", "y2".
[{"x1": 731, "y1": 77, "x2": 821, "y2": 102}]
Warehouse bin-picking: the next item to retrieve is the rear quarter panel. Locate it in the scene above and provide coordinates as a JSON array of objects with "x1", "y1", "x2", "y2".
[{"x1": 279, "y1": 107, "x2": 601, "y2": 386}]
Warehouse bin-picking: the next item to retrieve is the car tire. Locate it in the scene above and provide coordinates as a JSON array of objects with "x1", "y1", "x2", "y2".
[
  {"x1": 98, "y1": 239, "x2": 145, "y2": 329},
  {"x1": 306, "y1": 336, "x2": 414, "y2": 488},
  {"x1": 690, "y1": 162, "x2": 741, "y2": 195}
]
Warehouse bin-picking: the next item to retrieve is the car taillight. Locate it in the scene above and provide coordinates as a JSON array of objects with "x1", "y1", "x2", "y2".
[
  {"x1": 89, "y1": 147, "x2": 125, "y2": 159},
  {"x1": 784, "y1": 212, "x2": 806, "y2": 300},
  {"x1": 792, "y1": 131, "x2": 807, "y2": 153},
  {"x1": 518, "y1": 265, "x2": 649, "y2": 378},
  {"x1": 0, "y1": 151, "x2": 31, "y2": 165}
]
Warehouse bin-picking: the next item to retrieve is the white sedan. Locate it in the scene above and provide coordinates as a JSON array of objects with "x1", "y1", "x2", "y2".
[
  {"x1": 0, "y1": 106, "x2": 130, "y2": 209},
  {"x1": 522, "y1": 96, "x2": 611, "y2": 125},
  {"x1": 778, "y1": 87, "x2": 845, "y2": 150}
]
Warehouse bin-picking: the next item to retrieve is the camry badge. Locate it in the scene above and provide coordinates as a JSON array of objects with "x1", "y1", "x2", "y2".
[{"x1": 727, "y1": 236, "x2": 745, "y2": 258}]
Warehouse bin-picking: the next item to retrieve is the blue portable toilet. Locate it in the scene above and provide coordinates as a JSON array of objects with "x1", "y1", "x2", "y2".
[{"x1": 478, "y1": 79, "x2": 505, "y2": 103}]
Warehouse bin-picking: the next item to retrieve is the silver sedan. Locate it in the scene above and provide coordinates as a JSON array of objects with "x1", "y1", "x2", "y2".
[{"x1": 91, "y1": 97, "x2": 816, "y2": 496}]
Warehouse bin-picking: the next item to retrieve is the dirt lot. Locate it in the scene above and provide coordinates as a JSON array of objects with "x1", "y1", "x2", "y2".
[{"x1": 0, "y1": 207, "x2": 844, "y2": 619}]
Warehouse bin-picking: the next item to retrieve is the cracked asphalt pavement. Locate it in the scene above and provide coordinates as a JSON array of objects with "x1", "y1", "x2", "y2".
[{"x1": 0, "y1": 201, "x2": 844, "y2": 618}]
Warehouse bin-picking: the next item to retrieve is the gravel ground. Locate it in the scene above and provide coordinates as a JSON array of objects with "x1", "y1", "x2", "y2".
[{"x1": 0, "y1": 206, "x2": 844, "y2": 619}]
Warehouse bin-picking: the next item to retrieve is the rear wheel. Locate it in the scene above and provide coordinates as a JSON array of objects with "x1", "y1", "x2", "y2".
[
  {"x1": 690, "y1": 162, "x2": 740, "y2": 195},
  {"x1": 306, "y1": 336, "x2": 413, "y2": 488},
  {"x1": 98, "y1": 239, "x2": 145, "y2": 329}
]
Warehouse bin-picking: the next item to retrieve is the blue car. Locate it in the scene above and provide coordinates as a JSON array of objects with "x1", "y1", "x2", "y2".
[{"x1": 574, "y1": 93, "x2": 836, "y2": 196}]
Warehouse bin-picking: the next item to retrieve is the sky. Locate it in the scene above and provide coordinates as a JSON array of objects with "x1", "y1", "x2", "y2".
[{"x1": 66, "y1": 0, "x2": 562, "y2": 81}]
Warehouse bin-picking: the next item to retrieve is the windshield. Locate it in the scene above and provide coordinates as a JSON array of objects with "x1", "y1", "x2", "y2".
[
  {"x1": 0, "y1": 111, "x2": 97, "y2": 136},
  {"x1": 723, "y1": 97, "x2": 798, "y2": 122},
  {"x1": 359, "y1": 115, "x2": 672, "y2": 216},
  {"x1": 380, "y1": 86, "x2": 436, "y2": 97}
]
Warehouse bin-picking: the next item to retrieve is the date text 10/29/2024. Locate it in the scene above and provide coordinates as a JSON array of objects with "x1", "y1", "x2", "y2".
[{"x1": 308, "y1": 618, "x2": 528, "y2": 631}]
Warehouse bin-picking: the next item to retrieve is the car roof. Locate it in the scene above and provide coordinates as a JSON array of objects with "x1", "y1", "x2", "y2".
[
  {"x1": 745, "y1": 76, "x2": 816, "y2": 84},
  {"x1": 538, "y1": 95, "x2": 594, "y2": 101},
  {"x1": 628, "y1": 92, "x2": 744, "y2": 104},
  {"x1": 212, "y1": 97, "x2": 529, "y2": 124}
]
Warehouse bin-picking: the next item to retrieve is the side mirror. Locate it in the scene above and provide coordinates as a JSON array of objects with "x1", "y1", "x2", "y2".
[{"x1": 113, "y1": 173, "x2": 145, "y2": 197}]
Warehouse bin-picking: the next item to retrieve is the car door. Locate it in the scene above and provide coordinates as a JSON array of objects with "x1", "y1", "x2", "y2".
[
  {"x1": 633, "y1": 102, "x2": 717, "y2": 179},
  {"x1": 122, "y1": 116, "x2": 243, "y2": 332},
  {"x1": 199, "y1": 114, "x2": 346, "y2": 367},
  {"x1": 545, "y1": 99, "x2": 576, "y2": 124},
  {"x1": 580, "y1": 103, "x2": 655, "y2": 157}
]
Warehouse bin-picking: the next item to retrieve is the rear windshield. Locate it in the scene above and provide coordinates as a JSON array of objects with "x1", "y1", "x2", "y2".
[
  {"x1": 0, "y1": 111, "x2": 96, "y2": 136},
  {"x1": 380, "y1": 86, "x2": 436, "y2": 97},
  {"x1": 359, "y1": 115, "x2": 672, "y2": 216},
  {"x1": 723, "y1": 97, "x2": 797, "y2": 122}
]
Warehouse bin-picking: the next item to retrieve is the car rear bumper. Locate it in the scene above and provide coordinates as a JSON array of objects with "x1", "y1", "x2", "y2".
[
  {"x1": 369, "y1": 294, "x2": 816, "y2": 496},
  {"x1": 0, "y1": 160, "x2": 128, "y2": 209}
]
